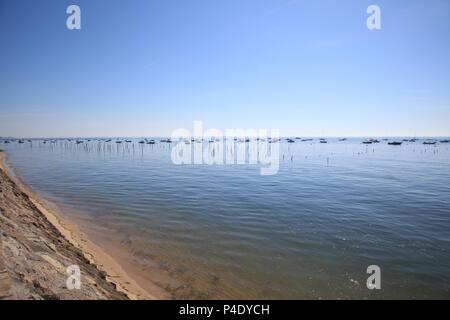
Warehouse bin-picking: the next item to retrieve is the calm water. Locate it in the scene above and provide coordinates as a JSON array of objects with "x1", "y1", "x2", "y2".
[{"x1": 2, "y1": 138, "x2": 450, "y2": 299}]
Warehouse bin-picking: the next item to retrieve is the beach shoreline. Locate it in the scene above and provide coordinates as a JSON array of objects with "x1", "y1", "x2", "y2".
[{"x1": 0, "y1": 150, "x2": 155, "y2": 300}]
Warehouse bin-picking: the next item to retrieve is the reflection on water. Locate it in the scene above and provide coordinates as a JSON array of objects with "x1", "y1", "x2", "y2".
[{"x1": 2, "y1": 138, "x2": 450, "y2": 299}]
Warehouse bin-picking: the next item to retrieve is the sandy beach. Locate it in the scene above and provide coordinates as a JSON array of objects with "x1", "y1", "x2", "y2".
[{"x1": 0, "y1": 150, "x2": 155, "y2": 300}]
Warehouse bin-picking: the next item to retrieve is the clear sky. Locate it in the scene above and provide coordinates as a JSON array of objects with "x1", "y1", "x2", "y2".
[{"x1": 1, "y1": 0, "x2": 449, "y2": 137}]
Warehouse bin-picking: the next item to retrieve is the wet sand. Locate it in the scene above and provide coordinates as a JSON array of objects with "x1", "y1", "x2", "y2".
[{"x1": 0, "y1": 151, "x2": 156, "y2": 299}]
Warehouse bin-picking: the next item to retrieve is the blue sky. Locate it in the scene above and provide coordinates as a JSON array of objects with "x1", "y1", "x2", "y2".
[{"x1": 1, "y1": 0, "x2": 449, "y2": 137}]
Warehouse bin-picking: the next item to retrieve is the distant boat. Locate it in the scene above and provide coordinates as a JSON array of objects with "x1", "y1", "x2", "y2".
[
  {"x1": 388, "y1": 141, "x2": 402, "y2": 145},
  {"x1": 287, "y1": 139, "x2": 295, "y2": 143},
  {"x1": 362, "y1": 141, "x2": 372, "y2": 144},
  {"x1": 138, "y1": 140, "x2": 145, "y2": 144},
  {"x1": 116, "y1": 140, "x2": 123, "y2": 144},
  {"x1": 301, "y1": 138, "x2": 313, "y2": 142},
  {"x1": 320, "y1": 139, "x2": 327, "y2": 143},
  {"x1": 125, "y1": 140, "x2": 132, "y2": 143},
  {"x1": 76, "y1": 140, "x2": 83, "y2": 144},
  {"x1": 339, "y1": 138, "x2": 347, "y2": 141},
  {"x1": 423, "y1": 140, "x2": 436, "y2": 145},
  {"x1": 18, "y1": 140, "x2": 25, "y2": 144},
  {"x1": 440, "y1": 139, "x2": 450, "y2": 143},
  {"x1": 147, "y1": 140, "x2": 155, "y2": 145}
]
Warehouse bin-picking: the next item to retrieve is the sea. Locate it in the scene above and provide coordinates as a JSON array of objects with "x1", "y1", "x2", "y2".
[{"x1": 1, "y1": 137, "x2": 449, "y2": 299}]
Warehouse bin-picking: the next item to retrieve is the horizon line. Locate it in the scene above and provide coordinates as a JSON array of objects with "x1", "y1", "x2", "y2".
[{"x1": 2, "y1": 135, "x2": 450, "y2": 139}]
